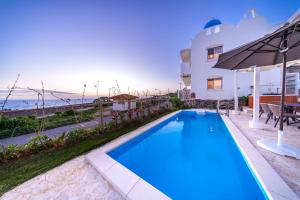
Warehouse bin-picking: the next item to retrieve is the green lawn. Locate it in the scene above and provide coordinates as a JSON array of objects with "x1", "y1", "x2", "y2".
[{"x1": 0, "y1": 111, "x2": 173, "y2": 195}]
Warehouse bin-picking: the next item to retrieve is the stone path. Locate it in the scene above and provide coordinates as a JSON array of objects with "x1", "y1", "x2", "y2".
[
  {"x1": 0, "y1": 116, "x2": 112, "y2": 146},
  {"x1": 229, "y1": 111, "x2": 300, "y2": 198},
  {"x1": 0, "y1": 156, "x2": 123, "y2": 200}
]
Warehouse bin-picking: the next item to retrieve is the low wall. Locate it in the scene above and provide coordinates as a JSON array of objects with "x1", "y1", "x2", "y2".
[{"x1": 248, "y1": 95, "x2": 298, "y2": 108}]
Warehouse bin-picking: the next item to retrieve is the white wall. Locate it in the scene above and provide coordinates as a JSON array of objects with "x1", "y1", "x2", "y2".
[
  {"x1": 259, "y1": 67, "x2": 281, "y2": 94},
  {"x1": 189, "y1": 14, "x2": 276, "y2": 100},
  {"x1": 112, "y1": 101, "x2": 136, "y2": 111}
]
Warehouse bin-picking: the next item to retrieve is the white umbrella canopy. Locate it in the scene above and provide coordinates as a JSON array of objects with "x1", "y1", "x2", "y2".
[{"x1": 214, "y1": 19, "x2": 300, "y2": 159}]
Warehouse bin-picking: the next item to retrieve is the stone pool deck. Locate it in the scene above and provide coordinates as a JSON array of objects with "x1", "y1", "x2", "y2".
[
  {"x1": 0, "y1": 156, "x2": 123, "y2": 200},
  {"x1": 229, "y1": 111, "x2": 300, "y2": 198}
]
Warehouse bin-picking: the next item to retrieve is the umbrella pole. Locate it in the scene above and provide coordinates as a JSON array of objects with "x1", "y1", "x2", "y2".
[
  {"x1": 278, "y1": 30, "x2": 288, "y2": 146},
  {"x1": 278, "y1": 51, "x2": 287, "y2": 146}
]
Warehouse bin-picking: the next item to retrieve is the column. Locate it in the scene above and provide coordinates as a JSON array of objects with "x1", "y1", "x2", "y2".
[
  {"x1": 249, "y1": 67, "x2": 262, "y2": 129},
  {"x1": 232, "y1": 70, "x2": 240, "y2": 115}
]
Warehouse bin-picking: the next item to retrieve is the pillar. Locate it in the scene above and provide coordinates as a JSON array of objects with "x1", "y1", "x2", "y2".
[
  {"x1": 232, "y1": 70, "x2": 240, "y2": 115},
  {"x1": 249, "y1": 67, "x2": 262, "y2": 129}
]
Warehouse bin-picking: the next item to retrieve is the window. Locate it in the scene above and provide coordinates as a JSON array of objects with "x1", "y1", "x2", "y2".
[
  {"x1": 206, "y1": 28, "x2": 211, "y2": 35},
  {"x1": 207, "y1": 46, "x2": 223, "y2": 60},
  {"x1": 214, "y1": 25, "x2": 220, "y2": 33},
  {"x1": 207, "y1": 78, "x2": 222, "y2": 89}
]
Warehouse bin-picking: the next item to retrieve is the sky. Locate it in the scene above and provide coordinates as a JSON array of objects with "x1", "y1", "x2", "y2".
[{"x1": 0, "y1": 0, "x2": 299, "y2": 97}]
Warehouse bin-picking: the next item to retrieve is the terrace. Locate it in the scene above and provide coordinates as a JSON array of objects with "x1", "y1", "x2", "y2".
[{"x1": 229, "y1": 111, "x2": 300, "y2": 197}]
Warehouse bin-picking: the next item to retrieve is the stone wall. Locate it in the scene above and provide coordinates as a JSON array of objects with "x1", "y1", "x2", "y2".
[{"x1": 184, "y1": 99, "x2": 243, "y2": 110}]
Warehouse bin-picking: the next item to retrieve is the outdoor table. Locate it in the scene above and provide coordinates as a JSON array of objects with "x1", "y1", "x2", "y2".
[{"x1": 286, "y1": 103, "x2": 300, "y2": 107}]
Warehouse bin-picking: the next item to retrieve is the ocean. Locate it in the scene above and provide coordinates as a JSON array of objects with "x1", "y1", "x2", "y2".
[{"x1": 0, "y1": 98, "x2": 95, "y2": 110}]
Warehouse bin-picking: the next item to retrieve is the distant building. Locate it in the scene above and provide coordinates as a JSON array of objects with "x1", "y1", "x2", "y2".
[
  {"x1": 180, "y1": 9, "x2": 300, "y2": 100},
  {"x1": 110, "y1": 94, "x2": 138, "y2": 111}
]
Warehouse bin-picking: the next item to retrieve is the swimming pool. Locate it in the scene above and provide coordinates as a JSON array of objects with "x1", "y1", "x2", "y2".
[{"x1": 107, "y1": 111, "x2": 267, "y2": 199}]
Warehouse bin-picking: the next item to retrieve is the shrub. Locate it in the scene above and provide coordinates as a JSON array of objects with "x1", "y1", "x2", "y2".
[
  {"x1": 0, "y1": 116, "x2": 38, "y2": 139},
  {"x1": 131, "y1": 119, "x2": 142, "y2": 126},
  {"x1": 24, "y1": 135, "x2": 52, "y2": 152},
  {"x1": 55, "y1": 112, "x2": 62, "y2": 116},
  {"x1": 0, "y1": 145, "x2": 4, "y2": 162},
  {"x1": 239, "y1": 96, "x2": 249, "y2": 106},
  {"x1": 105, "y1": 121, "x2": 117, "y2": 130},
  {"x1": 181, "y1": 104, "x2": 192, "y2": 109},
  {"x1": 150, "y1": 110, "x2": 159, "y2": 118},
  {"x1": 0, "y1": 130, "x2": 12, "y2": 139},
  {"x1": 61, "y1": 109, "x2": 76, "y2": 117},
  {"x1": 65, "y1": 129, "x2": 90, "y2": 144},
  {"x1": 0, "y1": 136, "x2": 52, "y2": 162},
  {"x1": 1, "y1": 144, "x2": 22, "y2": 160},
  {"x1": 170, "y1": 97, "x2": 184, "y2": 108},
  {"x1": 121, "y1": 120, "x2": 131, "y2": 128},
  {"x1": 119, "y1": 112, "x2": 126, "y2": 122},
  {"x1": 2, "y1": 143, "x2": 34, "y2": 161},
  {"x1": 27, "y1": 115, "x2": 36, "y2": 120},
  {"x1": 157, "y1": 107, "x2": 167, "y2": 114},
  {"x1": 51, "y1": 133, "x2": 66, "y2": 148}
]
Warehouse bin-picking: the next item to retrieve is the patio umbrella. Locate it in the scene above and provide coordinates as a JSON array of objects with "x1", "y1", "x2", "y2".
[{"x1": 214, "y1": 18, "x2": 300, "y2": 159}]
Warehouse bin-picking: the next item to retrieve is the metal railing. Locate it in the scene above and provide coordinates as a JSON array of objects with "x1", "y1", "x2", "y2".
[{"x1": 217, "y1": 100, "x2": 230, "y2": 116}]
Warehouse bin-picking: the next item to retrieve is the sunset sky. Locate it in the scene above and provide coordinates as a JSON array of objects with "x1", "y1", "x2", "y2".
[{"x1": 0, "y1": 0, "x2": 299, "y2": 97}]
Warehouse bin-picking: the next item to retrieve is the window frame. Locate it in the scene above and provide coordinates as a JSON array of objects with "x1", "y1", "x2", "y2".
[
  {"x1": 207, "y1": 77, "x2": 223, "y2": 90},
  {"x1": 207, "y1": 45, "x2": 223, "y2": 60},
  {"x1": 214, "y1": 25, "x2": 220, "y2": 33},
  {"x1": 206, "y1": 28, "x2": 211, "y2": 35}
]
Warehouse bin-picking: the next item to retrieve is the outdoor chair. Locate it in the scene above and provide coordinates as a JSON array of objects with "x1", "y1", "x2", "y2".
[
  {"x1": 268, "y1": 104, "x2": 284, "y2": 128},
  {"x1": 268, "y1": 104, "x2": 300, "y2": 127},
  {"x1": 260, "y1": 103, "x2": 273, "y2": 124},
  {"x1": 295, "y1": 106, "x2": 300, "y2": 115},
  {"x1": 259, "y1": 105, "x2": 263, "y2": 118},
  {"x1": 285, "y1": 108, "x2": 300, "y2": 126}
]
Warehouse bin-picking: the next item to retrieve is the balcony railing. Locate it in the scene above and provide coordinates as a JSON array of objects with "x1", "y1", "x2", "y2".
[{"x1": 181, "y1": 62, "x2": 191, "y2": 76}]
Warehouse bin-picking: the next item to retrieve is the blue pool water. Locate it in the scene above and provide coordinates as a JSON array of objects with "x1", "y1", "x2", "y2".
[{"x1": 108, "y1": 111, "x2": 267, "y2": 200}]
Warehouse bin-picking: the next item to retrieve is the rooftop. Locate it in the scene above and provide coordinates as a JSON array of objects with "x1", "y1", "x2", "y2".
[
  {"x1": 110, "y1": 94, "x2": 138, "y2": 101},
  {"x1": 204, "y1": 19, "x2": 222, "y2": 29}
]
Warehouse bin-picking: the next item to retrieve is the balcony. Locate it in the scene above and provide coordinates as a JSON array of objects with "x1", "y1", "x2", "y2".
[
  {"x1": 180, "y1": 48, "x2": 191, "y2": 63},
  {"x1": 181, "y1": 62, "x2": 191, "y2": 86},
  {"x1": 180, "y1": 48, "x2": 191, "y2": 87},
  {"x1": 181, "y1": 62, "x2": 191, "y2": 76}
]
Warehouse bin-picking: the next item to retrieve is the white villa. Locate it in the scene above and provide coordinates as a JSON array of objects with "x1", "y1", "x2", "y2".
[{"x1": 180, "y1": 9, "x2": 300, "y2": 100}]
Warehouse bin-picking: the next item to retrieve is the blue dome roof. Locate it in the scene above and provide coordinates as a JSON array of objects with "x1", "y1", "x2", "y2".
[{"x1": 204, "y1": 19, "x2": 222, "y2": 29}]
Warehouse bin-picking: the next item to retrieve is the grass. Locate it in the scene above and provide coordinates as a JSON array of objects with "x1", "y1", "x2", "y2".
[{"x1": 0, "y1": 111, "x2": 173, "y2": 195}]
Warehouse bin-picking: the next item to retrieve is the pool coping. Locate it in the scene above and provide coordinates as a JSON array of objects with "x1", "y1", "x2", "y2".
[{"x1": 85, "y1": 109, "x2": 299, "y2": 200}]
